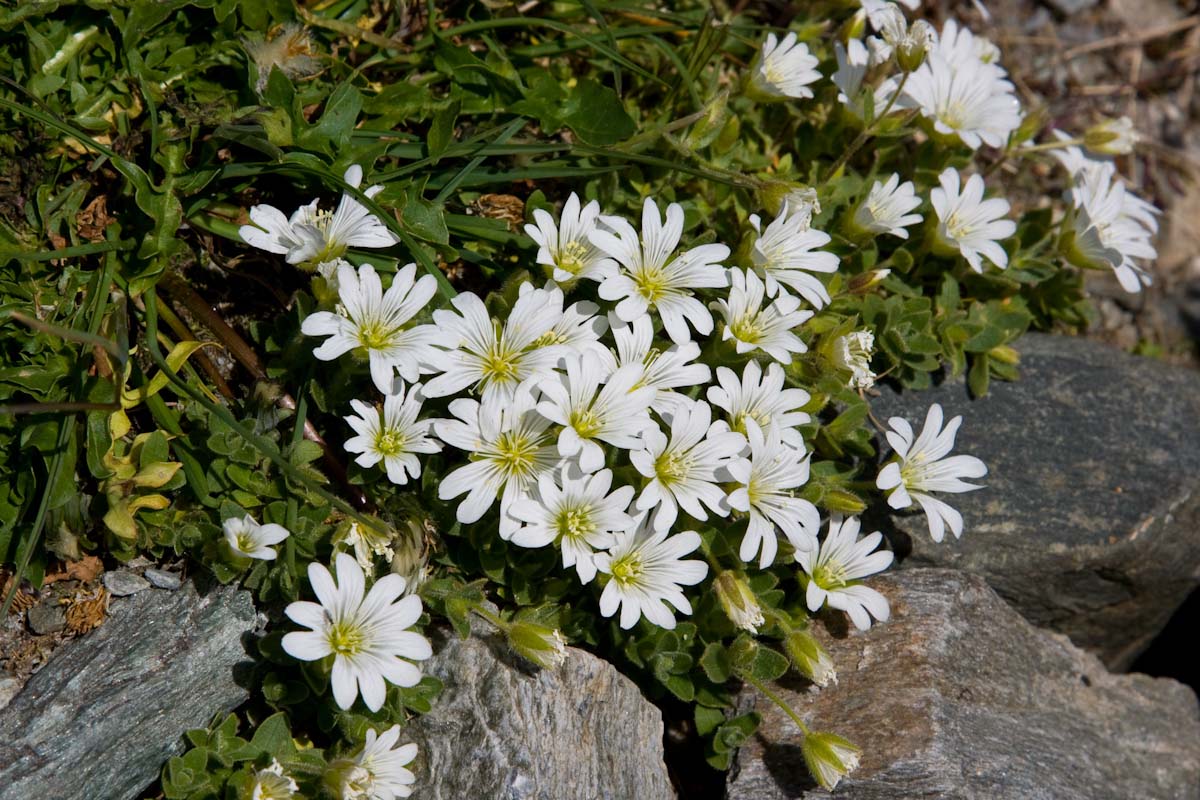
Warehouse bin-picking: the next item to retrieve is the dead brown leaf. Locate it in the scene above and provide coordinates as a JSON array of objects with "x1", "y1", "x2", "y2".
[{"x1": 76, "y1": 195, "x2": 110, "y2": 242}]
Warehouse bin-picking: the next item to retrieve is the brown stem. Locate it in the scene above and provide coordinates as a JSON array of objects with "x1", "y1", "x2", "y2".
[
  {"x1": 154, "y1": 294, "x2": 236, "y2": 401},
  {"x1": 158, "y1": 273, "x2": 372, "y2": 511}
]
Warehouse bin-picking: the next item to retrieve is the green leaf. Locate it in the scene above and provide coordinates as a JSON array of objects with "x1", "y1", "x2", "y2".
[
  {"x1": 403, "y1": 193, "x2": 450, "y2": 245},
  {"x1": 427, "y1": 101, "x2": 461, "y2": 163},
  {"x1": 699, "y1": 642, "x2": 731, "y2": 684},
  {"x1": 561, "y1": 79, "x2": 634, "y2": 145},
  {"x1": 250, "y1": 712, "x2": 294, "y2": 759}
]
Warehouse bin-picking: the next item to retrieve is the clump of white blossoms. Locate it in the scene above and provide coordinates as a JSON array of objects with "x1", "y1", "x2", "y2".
[
  {"x1": 301, "y1": 262, "x2": 441, "y2": 393},
  {"x1": 223, "y1": 514, "x2": 290, "y2": 561},
  {"x1": 282, "y1": 553, "x2": 431, "y2": 711},
  {"x1": 797, "y1": 515, "x2": 894, "y2": 631},
  {"x1": 240, "y1": 164, "x2": 399, "y2": 270},
  {"x1": 327, "y1": 725, "x2": 419, "y2": 800},
  {"x1": 593, "y1": 512, "x2": 709, "y2": 630},
  {"x1": 877, "y1": 403, "x2": 988, "y2": 542},
  {"x1": 749, "y1": 32, "x2": 821, "y2": 100},
  {"x1": 930, "y1": 168, "x2": 1016, "y2": 273}
]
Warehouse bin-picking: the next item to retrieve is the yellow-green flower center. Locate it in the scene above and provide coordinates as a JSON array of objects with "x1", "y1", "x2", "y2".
[
  {"x1": 610, "y1": 552, "x2": 644, "y2": 585},
  {"x1": 481, "y1": 328, "x2": 521, "y2": 386},
  {"x1": 633, "y1": 266, "x2": 671, "y2": 304},
  {"x1": 493, "y1": 431, "x2": 538, "y2": 479},
  {"x1": 556, "y1": 505, "x2": 596, "y2": 543},
  {"x1": 730, "y1": 313, "x2": 764, "y2": 344},
  {"x1": 569, "y1": 407, "x2": 603, "y2": 439},
  {"x1": 812, "y1": 561, "x2": 849, "y2": 591},
  {"x1": 357, "y1": 320, "x2": 397, "y2": 350},
  {"x1": 375, "y1": 428, "x2": 407, "y2": 457},
  {"x1": 235, "y1": 532, "x2": 258, "y2": 554},
  {"x1": 655, "y1": 450, "x2": 692, "y2": 484},
  {"x1": 328, "y1": 621, "x2": 366, "y2": 657},
  {"x1": 556, "y1": 239, "x2": 590, "y2": 275}
]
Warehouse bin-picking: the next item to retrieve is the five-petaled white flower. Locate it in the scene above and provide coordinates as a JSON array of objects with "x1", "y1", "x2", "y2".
[
  {"x1": 240, "y1": 164, "x2": 399, "y2": 269},
  {"x1": 593, "y1": 512, "x2": 708, "y2": 630},
  {"x1": 930, "y1": 168, "x2": 1015, "y2": 273},
  {"x1": 611, "y1": 315, "x2": 711, "y2": 415},
  {"x1": 330, "y1": 725, "x2": 419, "y2": 800},
  {"x1": 631, "y1": 399, "x2": 747, "y2": 531},
  {"x1": 509, "y1": 467, "x2": 635, "y2": 583},
  {"x1": 224, "y1": 514, "x2": 290, "y2": 561},
  {"x1": 712, "y1": 268, "x2": 812, "y2": 364},
  {"x1": 522, "y1": 283, "x2": 611, "y2": 362},
  {"x1": 749, "y1": 202, "x2": 839, "y2": 308},
  {"x1": 853, "y1": 174, "x2": 923, "y2": 239},
  {"x1": 750, "y1": 32, "x2": 822, "y2": 100},
  {"x1": 592, "y1": 198, "x2": 730, "y2": 345},
  {"x1": 706, "y1": 360, "x2": 811, "y2": 437},
  {"x1": 343, "y1": 383, "x2": 444, "y2": 485},
  {"x1": 435, "y1": 385, "x2": 560, "y2": 537},
  {"x1": 524, "y1": 192, "x2": 613, "y2": 285},
  {"x1": 536, "y1": 356, "x2": 657, "y2": 473},
  {"x1": 422, "y1": 289, "x2": 570, "y2": 406},
  {"x1": 1064, "y1": 164, "x2": 1158, "y2": 293},
  {"x1": 797, "y1": 515, "x2": 893, "y2": 631},
  {"x1": 876, "y1": 403, "x2": 988, "y2": 542},
  {"x1": 250, "y1": 760, "x2": 298, "y2": 800},
  {"x1": 301, "y1": 262, "x2": 441, "y2": 394},
  {"x1": 282, "y1": 553, "x2": 431, "y2": 711},
  {"x1": 725, "y1": 422, "x2": 821, "y2": 568}
]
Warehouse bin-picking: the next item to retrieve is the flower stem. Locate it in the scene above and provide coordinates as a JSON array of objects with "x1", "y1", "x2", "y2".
[
  {"x1": 741, "y1": 671, "x2": 811, "y2": 736},
  {"x1": 822, "y1": 72, "x2": 911, "y2": 182}
]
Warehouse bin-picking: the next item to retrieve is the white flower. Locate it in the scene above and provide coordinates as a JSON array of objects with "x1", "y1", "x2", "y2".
[
  {"x1": 301, "y1": 262, "x2": 441, "y2": 394},
  {"x1": 611, "y1": 315, "x2": 711, "y2": 415},
  {"x1": 333, "y1": 725, "x2": 419, "y2": 800},
  {"x1": 1051, "y1": 130, "x2": 1160, "y2": 234},
  {"x1": 336, "y1": 520, "x2": 396, "y2": 571},
  {"x1": 725, "y1": 422, "x2": 820, "y2": 568},
  {"x1": 508, "y1": 468, "x2": 635, "y2": 583},
  {"x1": 282, "y1": 553, "x2": 431, "y2": 711},
  {"x1": 519, "y1": 283, "x2": 611, "y2": 363},
  {"x1": 631, "y1": 399, "x2": 747, "y2": 531},
  {"x1": 797, "y1": 515, "x2": 893, "y2": 631},
  {"x1": 251, "y1": 760, "x2": 298, "y2": 800},
  {"x1": 343, "y1": 383, "x2": 443, "y2": 485},
  {"x1": 421, "y1": 289, "x2": 569, "y2": 406},
  {"x1": 866, "y1": 4, "x2": 934, "y2": 69},
  {"x1": 434, "y1": 385, "x2": 559, "y2": 536},
  {"x1": 536, "y1": 356, "x2": 657, "y2": 473},
  {"x1": 749, "y1": 202, "x2": 839, "y2": 308},
  {"x1": 930, "y1": 168, "x2": 1015, "y2": 272},
  {"x1": 1065, "y1": 165, "x2": 1158, "y2": 293},
  {"x1": 706, "y1": 360, "x2": 811, "y2": 436},
  {"x1": 750, "y1": 32, "x2": 822, "y2": 100},
  {"x1": 524, "y1": 193, "x2": 612, "y2": 285},
  {"x1": 853, "y1": 174, "x2": 923, "y2": 239},
  {"x1": 831, "y1": 331, "x2": 877, "y2": 389},
  {"x1": 593, "y1": 512, "x2": 708, "y2": 630},
  {"x1": 778, "y1": 187, "x2": 821, "y2": 226},
  {"x1": 592, "y1": 198, "x2": 730, "y2": 345},
  {"x1": 876, "y1": 403, "x2": 988, "y2": 542},
  {"x1": 900, "y1": 50, "x2": 1021, "y2": 150},
  {"x1": 934, "y1": 19, "x2": 1004, "y2": 76},
  {"x1": 223, "y1": 514, "x2": 290, "y2": 560},
  {"x1": 833, "y1": 39, "x2": 875, "y2": 117},
  {"x1": 712, "y1": 268, "x2": 812, "y2": 364},
  {"x1": 240, "y1": 165, "x2": 399, "y2": 268}
]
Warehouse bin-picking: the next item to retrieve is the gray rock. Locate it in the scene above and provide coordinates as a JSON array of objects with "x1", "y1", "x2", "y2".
[
  {"x1": 1041, "y1": 0, "x2": 1097, "y2": 15},
  {"x1": 25, "y1": 603, "x2": 66, "y2": 635},
  {"x1": 0, "y1": 675, "x2": 19, "y2": 712},
  {"x1": 0, "y1": 581, "x2": 255, "y2": 800},
  {"x1": 870, "y1": 333, "x2": 1200, "y2": 668},
  {"x1": 144, "y1": 568, "x2": 182, "y2": 591},
  {"x1": 102, "y1": 569, "x2": 150, "y2": 596},
  {"x1": 404, "y1": 620, "x2": 675, "y2": 800},
  {"x1": 729, "y1": 569, "x2": 1200, "y2": 800}
]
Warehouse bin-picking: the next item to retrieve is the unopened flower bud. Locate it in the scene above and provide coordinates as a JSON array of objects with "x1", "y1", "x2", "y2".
[
  {"x1": 508, "y1": 620, "x2": 569, "y2": 669},
  {"x1": 848, "y1": 269, "x2": 891, "y2": 294},
  {"x1": 714, "y1": 571, "x2": 765, "y2": 633},
  {"x1": 802, "y1": 731, "x2": 862, "y2": 791},
  {"x1": 686, "y1": 91, "x2": 730, "y2": 151},
  {"x1": 783, "y1": 628, "x2": 837, "y2": 687},
  {"x1": 988, "y1": 344, "x2": 1020, "y2": 365},
  {"x1": 1083, "y1": 117, "x2": 1137, "y2": 156}
]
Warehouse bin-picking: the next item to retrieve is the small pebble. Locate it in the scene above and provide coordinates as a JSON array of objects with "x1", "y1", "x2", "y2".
[
  {"x1": 102, "y1": 570, "x2": 150, "y2": 597},
  {"x1": 0, "y1": 675, "x2": 21, "y2": 711},
  {"x1": 27, "y1": 603, "x2": 67, "y2": 635},
  {"x1": 144, "y1": 568, "x2": 182, "y2": 591}
]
